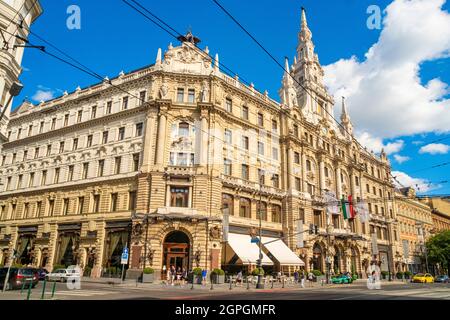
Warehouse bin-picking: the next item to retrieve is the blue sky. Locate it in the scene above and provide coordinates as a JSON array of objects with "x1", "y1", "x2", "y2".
[{"x1": 13, "y1": 0, "x2": 450, "y2": 195}]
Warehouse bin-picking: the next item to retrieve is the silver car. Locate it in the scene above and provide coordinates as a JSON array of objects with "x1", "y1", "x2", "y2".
[{"x1": 46, "y1": 269, "x2": 81, "y2": 282}]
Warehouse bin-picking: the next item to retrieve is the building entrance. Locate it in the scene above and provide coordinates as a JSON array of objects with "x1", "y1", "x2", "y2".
[{"x1": 163, "y1": 231, "x2": 190, "y2": 273}]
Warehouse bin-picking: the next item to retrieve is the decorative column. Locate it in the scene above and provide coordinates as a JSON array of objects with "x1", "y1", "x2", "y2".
[
  {"x1": 198, "y1": 105, "x2": 210, "y2": 167},
  {"x1": 141, "y1": 111, "x2": 157, "y2": 173},
  {"x1": 319, "y1": 159, "x2": 326, "y2": 192},
  {"x1": 335, "y1": 167, "x2": 342, "y2": 199},
  {"x1": 155, "y1": 103, "x2": 169, "y2": 167},
  {"x1": 287, "y1": 147, "x2": 294, "y2": 190}
]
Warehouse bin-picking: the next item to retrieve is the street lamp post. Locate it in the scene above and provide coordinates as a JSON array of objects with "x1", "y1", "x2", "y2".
[
  {"x1": 255, "y1": 169, "x2": 264, "y2": 289},
  {"x1": 0, "y1": 82, "x2": 24, "y2": 123}
]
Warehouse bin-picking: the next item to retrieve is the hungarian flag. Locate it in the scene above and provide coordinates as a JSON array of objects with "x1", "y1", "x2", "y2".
[
  {"x1": 341, "y1": 195, "x2": 356, "y2": 220},
  {"x1": 348, "y1": 195, "x2": 356, "y2": 219},
  {"x1": 341, "y1": 195, "x2": 349, "y2": 220}
]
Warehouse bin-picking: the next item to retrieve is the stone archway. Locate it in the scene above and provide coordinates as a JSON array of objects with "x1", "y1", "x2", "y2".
[
  {"x1": 312, "y1": 242, "x2": 324, "y2": 273},
  {"x1": 162, "y1": 230, "x2": 191, "y2": 276}
]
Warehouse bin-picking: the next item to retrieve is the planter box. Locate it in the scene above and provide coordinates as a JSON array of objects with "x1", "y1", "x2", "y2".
[
  {"x1": 142, "y1": 273, "x2": 154, "y2": 283},
  {"x1": 212, "y1": 274, "x2": 225, "y2": 284}
]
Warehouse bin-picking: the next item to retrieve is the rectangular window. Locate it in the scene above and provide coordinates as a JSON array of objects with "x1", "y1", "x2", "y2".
[
  {"x1": 241, "y1": 164, "x2": 249, "y2": 180},
  {"x1": 48, "y1": 199, "x2": 55, "y2": 216},
  {"x1": 68, "y1": 165, "x2": 74, "y2": 181},
  {"x1": 23, "y1": 150, "x2": 27, "y2": 161},
  {"x1": 39, "y1": 121, "x2": 44, "y2": 133},
  {"x1": 224, "y1": 158, "x2": 232, "y2": 175},
  {"x1": 314, "y1": 210, "x2": 322, "y2": 228},
  {"x1": 93, "y1": 195, "x2": 100, "y2": 213},
  {"x1": 299, "y1": 208, "x2": 305, "y2": 222},
  {"x1": 295, "y1": 177, "x2": 301, "y2": 191},
  {"x1": 272, "y1": 120, "x2": 278, "y2": 132},
  {"x1": 242, "y1": 106, "x2": 249, "y2": 120},
  {"x1": 177, "y1": 88, "x2": 184, "y2": 102},
  {"x1": 258, "y1": 142, "x2": 264, "y2": 155},
  {"x1": 129, "y1": 191, "x2": 137, "y2": 210},
  {"x1": 332, "y1": 215, "x2": 340, "y2": 229},
  {"x1": 17, "y1": 175, "x2": 23, "y2": 189},
  {"x1": 188, "y1": 89, "x2": 195, "y2": 103},
  {"x1": 41, "y1": 170, "x2": 47, "y2": 185},
  {"x1": 62, "y1": 199, "x2": 69, "y2": 216},
  {"x1": 366, "y1": 184, "x2": 370, "y2": 193},
  {"x1": 258, "y1": 169, "x2": 265, "y2": 185},
  {"x1": 54, "y1": 168, "x2": 60, "y2": 184},
  {"x1": 72, "y1": 138, "x2": 78, "y2": 151},
  {"x1": 272, "y1": 147, "x2": 278, "y2": 160},
  {"x1": 12, "y1": 153, "x2": 16, "y2": 163},
  {"x1": 91, "y1": 105, "x2": 97, "y2": 119},
  {"x1": 46, "y1": 144, "x2": 51, "y2": 156},
  {"x1": 133, "y1": 153, "x2": 140, "y2": 171},
  {"x1": 294, "y1": 152, "x2": 300, "y2": 164},
  {"x1": 64, "y1": 114, "x2": 69, "y2": 127},
  {"x1": 77, "y1": 110, "x2": 83, "y2": 123},
  {"x1": 139, "y1": 90, "x2": 146, "y2": 103},
  {"x1": 36, "y1": 201, "x2": 42, "y2": 217},
  {"x1": 29, "y1": 173, "x2": 34, "y2": 188},
  {"x1": 355, "y1": 176, "x2": 360, "y2": 187},
  {"x1": 98, "y1": 160, "x2": 105, "y2": 177},
  {"x1": 87, "y1": 135, "x2": 93, "y2": 147},
  {"x1": 82, "y1": 162, "x2": 89, "y2": 179},
  {"x1": 17, "y1": 128, "x2": 22, "y2": 139},
  {"x1": 102, "y1": 131, "x2": 108, "y2": 144},
  {"x1": 114, "y1": 156, "x2": 121, "y2": 174},
  {"x1": 23, "y1": 203, "x2": 29, "y2": 218},
  {"x1": 59, "y1": 141, "x2": 65, "y2": 154},
  {"x1": 1, "y1": 155, "x2": 5, "y2": 166},
  {"x1": 272, "y1": 174, "x2": 280, "y2": 188},
  {"x1": 122, "y1": 96, "x2": 128, "y2": 110},
  {"x1": 293, "y1": 124, "x2": 299, "y2": 137},
  {"x1": 258, "y1": 113, "x2": 264, "y2": 126},
  {"x1": 106, "y1": 101, "x2": 112, "y2": 114},
  {"x1": 170, "y1": 187, "x2": 189, "y2": 208},
  {"x1": 118, "y1": 127, "x2": 125, "y2": 140},
  {"x1": 34, "y1": 147, "x2": 39, "y2": 159},
  {"x1": 28, "y1": 124, "x2": 33, "y2": 136},
  {"x1": 78, "y1": 197, "x2": 85, "y2": 215},
  {"x1": 242, "y1": 136, "x2": 249, "y2": 150},
  {"x1": 6, "y1": 177, "x2": 11, "y2": 190},
  {"x1": 224, "y1": 129, "x2": 232, "y2": 144},
  {"x1": 225, "y1": 98, "x2": 232, "y2": 113},
  {"x1": 136, "y1": 123, "x2": 143, "y2": 137}
]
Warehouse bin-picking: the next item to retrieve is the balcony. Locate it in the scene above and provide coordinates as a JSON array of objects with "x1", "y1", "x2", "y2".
[
  {"x1": 156, "y1": 207, "x2": 198, "y2": 216},
  {"x1": 165, "y1": 166, "x2": 195, "y2": 176}
]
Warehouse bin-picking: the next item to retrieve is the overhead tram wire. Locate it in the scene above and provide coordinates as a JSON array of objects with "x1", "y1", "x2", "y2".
[
  {"x1": 4, "y1": 0, "x2": 39, "y2": 46},
  {"x1": 7, "y1": 4, "x2": 447, "y2": 200},
  {"x1": 210, "y1": 0, "x2": 408, "y2": 189}
]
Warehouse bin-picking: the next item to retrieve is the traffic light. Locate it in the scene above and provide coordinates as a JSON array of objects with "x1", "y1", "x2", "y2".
[{"x1": 309, "y1": 224, "x2": 314, "y2": 235}]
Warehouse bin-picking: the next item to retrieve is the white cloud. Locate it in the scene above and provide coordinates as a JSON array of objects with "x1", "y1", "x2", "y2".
[
  {"x1": 419, "y1": 143, "x2": 450, "y2": 154},
  {"x1": 32, "y1": 89, "x2": 54, "y2": 102},
  {"x1": 412, "y1": 140, "x2": 424, "y2": 145},
  {"x1": 392, "y1": 171, "x2": 439, "y2": 193},
  {"x1": 357, "y1": 132, "x2": 404, "y2": 154},
  {"x1": 324, "y1": 0, "x2": 450, "y2": 139},
  {"x1": 393, "y1": 154, "x2": 410, "y2": 163}
]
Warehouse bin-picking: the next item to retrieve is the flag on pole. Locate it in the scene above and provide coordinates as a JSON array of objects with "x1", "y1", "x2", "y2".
[
  {"x1": 341, "y1": 195, "x2": 349, "y2": 220},
  {"x1": 348, "y1": 195, "x2": 356, "y2": 219},
  {"x1": 355, "y1": 201, "x2": 370, "y2": 223}
]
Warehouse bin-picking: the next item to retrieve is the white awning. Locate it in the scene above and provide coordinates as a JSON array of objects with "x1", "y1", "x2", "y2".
[
  {"x1": 261, "y1": 237, "x2": 305, "y2": 266},
  {"x1": 227, "y1": 233, "x2": 273, "y2": 265}
]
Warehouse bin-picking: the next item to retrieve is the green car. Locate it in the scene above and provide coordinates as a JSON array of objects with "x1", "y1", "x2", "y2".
[{"x1": 331, "y1": 275, "x2": 353, "y2": 284}]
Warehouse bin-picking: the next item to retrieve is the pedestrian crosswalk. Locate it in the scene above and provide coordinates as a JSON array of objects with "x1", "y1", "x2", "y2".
[{"x1": 55, "y1": 289, "x2": 118, "y2": 297}]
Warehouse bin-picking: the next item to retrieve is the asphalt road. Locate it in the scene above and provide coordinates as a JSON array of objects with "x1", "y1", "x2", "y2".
[{"x1": 1, "y1": 280, "x2": 449, "y2": 300}]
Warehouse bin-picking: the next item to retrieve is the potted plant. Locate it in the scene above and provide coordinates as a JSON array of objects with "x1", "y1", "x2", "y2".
[
  {"x1": 312, "y1": 270, "x2": 324, "y2": 282},
  {"x1": 404, "y1": 271, "x2": 412, "y2": 279},
  {"x1": 142, "y1": 268, "x2": 154, "y2": 283},
  {"x1": 83, "y1": 266, "x2": 92, "y2": 277},
  {"x1": 192, "y1": 267, "x2": 203, "y2": 284},
  {"x1": 211, "y1": 268, "x2": 225, "y2": 284},
  {"x1": 381, "y1": 271, "x2": 389, "y2": 280},
  {"x1": 396, "y1": 271, "x2": 404, "y2": 280}
]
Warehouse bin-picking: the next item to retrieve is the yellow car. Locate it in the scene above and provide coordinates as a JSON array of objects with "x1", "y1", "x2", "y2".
[{"x1": 412, "y1": 273, "x2": 434, "y2": 283}]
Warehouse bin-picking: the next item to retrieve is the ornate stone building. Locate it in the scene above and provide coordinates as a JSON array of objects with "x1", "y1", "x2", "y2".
[
  {"x1": 394, "y1": 188, "x2": 433, "y2": 274},
  {"x1": 0, "y1": 0, "x2": 42, "y2": 142},
  {"x1": 420, "y1": 197, "x2": 450, "y2": 233},
  {"x1": 0, "y1": 9, "x2": 400, "y2": 279}
]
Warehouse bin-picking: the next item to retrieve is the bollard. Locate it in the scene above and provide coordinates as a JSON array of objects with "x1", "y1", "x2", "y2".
[
  {"x1": 282, "y1": 277, "x2": 285, "y2": 289},
  {"x1": 40, "y1": 279, "x2": 47, "y2": 300},
  {"x1": 210, "y1": 278, "x2": 213, "y2": 290},
  {"x1": 190, "y1": 277, "x2": 194, "y2": 290},
  {"x1": 21, "y1": 280, "x2": 26, "y2": 294},
  {"x1": 26, "y1": 281, "x2": 32, "y2": 300},
  {"x1": 271, "y1": 278, "x2": 274, "y2": 289},
  {"x1": 51, "y1": 281, "x2": 56, "y2": 298},
  {"x1": 229, "y1": 276, "x2": 232, "y2": 290},
  {"x1": 247, "y1": 276, "x2": 250, "y2": 290}
]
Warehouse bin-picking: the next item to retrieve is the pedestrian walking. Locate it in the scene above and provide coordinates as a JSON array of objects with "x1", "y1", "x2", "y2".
[
  {"x1": 294, "y1": 270, "x2": 299, "y2": 283},
  {"x1": 201, "y1": 269, "x2": 208, "y2": 286},
  {"x1": 308, "y1": 271, "x2": 314, "y2": 287},
  {"x1": 236, "y1": 270, "x2": 243, "y2": 286},
  {"x1": 182, "y1": 267, "x2": 187, "y2": 286},
  {"x1": 300, "y1": 272, "x2": 305, "y2": 288},
  {"x1": 170, "y1": 265, "x2": 176, "y2": 286}
]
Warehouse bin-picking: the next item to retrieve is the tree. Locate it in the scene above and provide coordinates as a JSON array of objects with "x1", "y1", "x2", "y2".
[{"x1": 426, "y1": 230, "x2": 450, "y2": 276}]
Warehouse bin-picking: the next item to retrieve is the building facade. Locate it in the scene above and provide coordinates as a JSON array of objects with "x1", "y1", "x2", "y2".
[
  {"x1": 420, "y1": 197, "x2": 450, "y2": 233},
  {"x1": 0, "y1": 0, "x2": 42, "y2": 142},
  {"x1": 0, "y1": 9, "x2": 400, "y2": 279},
  {"x1": 394, "y1": 188, "x2": 433, "y2": 274}
]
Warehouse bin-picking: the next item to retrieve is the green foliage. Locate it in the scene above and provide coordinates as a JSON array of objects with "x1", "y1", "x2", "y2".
[
  {"x1": 11, "y1": 263, "x2": 24, "y2": 268},
  {"x1": 193, "y1": 267, "x2": 203, "y2": 276},
  {"x1": 143, "y1": 268, "x2": 154, "y2": 274},
  {"x1": 404, "y1": 271, "x2": 412, "y2": 278},
  {"x1": 52, "y1": 264, "x2": 66, "y2": 271},
  {"x1": 312, "y1": 270, "x2": 322, "y2": 277},
  {"x1": 211, "y1": 268, "x2": 225, "y2": 275},
  {"x1": 426, "y1": 230, "x2": 450, "y2": 273},
  {"x1": 396, "y1": 272, "x2": 404, "y2": 279},
  {"x1": 251, "y1": 268, "x2": 264, "y2": 276},
  {"x1": 381, "y1": 271, "x2": 389, "y2": 278},
  {"x1": 83, "y1": 266, "x2": 92, "y2": 276}
]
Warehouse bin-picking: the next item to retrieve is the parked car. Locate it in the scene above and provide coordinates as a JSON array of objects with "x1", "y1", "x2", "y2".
[
  {"x1": 331, "y1": 274, "x2": 353, "y2": 284},
  {"x1": 46, "y1": 268, "x2": 81, "y2": 282},
  {"x1": 34, "y1": 268, "x2": 49, "y2": 281},
  {"x1": 412, "y1": 273, "x2": 434, "y2": 283},
  {"x1": 435, "y1": 275, "x2": 449, "y2": 283},
  {"x1": 0, "y1": 267, "x2": 39, "y2": 290}
]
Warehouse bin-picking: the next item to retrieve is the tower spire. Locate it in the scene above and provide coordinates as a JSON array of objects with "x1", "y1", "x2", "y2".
[
  {"x1": 340, "y1": 96, "x2": 353, "y2": 136},
  {"x1": 301, "y1": 7, "x2": 308, "y2": 29}
]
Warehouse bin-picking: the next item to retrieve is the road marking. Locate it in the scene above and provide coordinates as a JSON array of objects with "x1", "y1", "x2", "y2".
[{"x1": 56, "y1": 290, "x2": 117, "y2": 296}]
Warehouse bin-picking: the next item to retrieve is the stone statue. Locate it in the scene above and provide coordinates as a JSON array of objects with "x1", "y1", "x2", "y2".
[
  {"x1": 159, "y1": 82, "x2": 169, "y2": 99},
  {"x1": 201, "y1": 80, "x2": 209, "y2": 102},
  {"x1": 209, "y1": 226, "x2": 221, "y2": 240}
]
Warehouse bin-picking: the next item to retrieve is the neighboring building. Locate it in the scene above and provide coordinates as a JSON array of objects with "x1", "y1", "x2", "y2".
[
  {"x1": 394, "y1": 188, "x2": 433, "y2": 274},
  {"x1": 0, "y1": 9, "x2": 398, "y2": 279},
  {"x1": 0, "y1": 0, "x2": 42, "y2": 141},
  {"x1": 420, "y1": 197, "x2": 450, "y2": 233}
]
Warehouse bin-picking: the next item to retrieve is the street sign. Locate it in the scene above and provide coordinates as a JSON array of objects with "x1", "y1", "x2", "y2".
[
  {"x1": 251, "y1": 237, "x2": 260, "y2": 243},
  {"x1": 121, "y1": 247, "x2": 129, "y2": 265}
]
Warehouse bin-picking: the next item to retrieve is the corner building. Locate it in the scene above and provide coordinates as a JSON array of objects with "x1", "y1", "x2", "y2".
[{"x1": 0, "y1": 10, "x2": 398, "y2": 279}]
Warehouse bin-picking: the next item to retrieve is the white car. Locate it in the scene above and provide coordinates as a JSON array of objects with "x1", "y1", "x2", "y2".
[{"x1": 46, "y1": 268, "x2": 81, "y2": 282}]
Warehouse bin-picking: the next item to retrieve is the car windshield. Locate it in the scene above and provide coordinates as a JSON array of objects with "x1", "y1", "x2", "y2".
[
  {"x1": 19, "y1": 269, "x2": 35, "y2": 276},
  {"x1": 54, "y1": 269, "x2": 65, "y2": 273},
  {"x1": 415, "y1": 273, "x2": 424, "y2": 277}
]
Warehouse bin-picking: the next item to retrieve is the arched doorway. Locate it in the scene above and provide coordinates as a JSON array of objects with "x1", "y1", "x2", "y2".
[
  {"x1": 350, "y1": 247, "x2": 360, "y2": 275},
  {"x1": 163, "y1": 231, "x2": 190, "y2": 273},
  {"x1": 312, "y1": 243, "x2": 323, "y2": 272},
  {"x1": 333, "y1": 246, "x2": 342, "y2": 274}
]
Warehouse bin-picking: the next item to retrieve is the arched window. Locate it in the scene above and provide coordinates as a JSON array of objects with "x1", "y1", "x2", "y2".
[
  {"x1": 256, "y1": 201, "x2": 267, "y2": 221},
  {"x1": 239, "y1": 198, "x2": 251, "y2": 218},
  {"x1": 222, "y1": 194, "x2": 234, "y2": 216},
  {"x1": 179, "y1": 122, "x2": 189, "y2": 137},
  {"x1": 272, "y1": 205, "x2": 281, "y2": 223}
]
